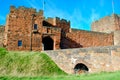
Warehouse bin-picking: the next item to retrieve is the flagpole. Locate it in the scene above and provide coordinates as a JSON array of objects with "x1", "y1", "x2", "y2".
[
  {"x1": 42, "y1": 0, "x2": 45, "y2": 16},
  {"x1": 43, "y1": 0, "x2": 44, "y2": 11},
  {"x1": 112, "y1": 0, "x2": 114, "y2": 14}
]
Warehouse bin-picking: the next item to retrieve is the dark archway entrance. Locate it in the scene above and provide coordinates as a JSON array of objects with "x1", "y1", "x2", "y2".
[
  {"x1": 74, "y1": 63, "x2": 89, "y2": 74},
  {"x1": 42, "y1": 36, "x2": 54, "y2": 50}
]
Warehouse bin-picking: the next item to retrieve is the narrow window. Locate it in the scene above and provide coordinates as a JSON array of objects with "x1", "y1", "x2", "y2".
[
  {"x1": 18, "y1": 40, "x2": 22, "y2": 47},
  {"x1": 34, "y1": 24, "x2": 38, "y2": 30},
  {"x1": 47, "y1": 28, "x2": 50, "y2": 33}
]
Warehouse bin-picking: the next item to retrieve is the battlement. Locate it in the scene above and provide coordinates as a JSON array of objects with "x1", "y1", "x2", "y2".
[
  {"x1": 44, "y1": 17, "x2": 70, "y2": 26},
  {"x1": 55, "y1": 17, "x2": 70, "y2": 32},
  {"x1": 10, "y1": 5, "x2": 43, "y2": 16},
  {"x1": 44, "y1": 17, "x2": 70, "y2": 32},
  {"x1": 10, "y1": 5, "x2": 36, "y2": 13},
  {"x1": 55, "y1": 17, "x2": 70, "y2": 24}
]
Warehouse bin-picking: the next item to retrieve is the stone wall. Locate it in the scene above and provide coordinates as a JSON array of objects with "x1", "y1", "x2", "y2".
[
  {"x1": 44, "y1": 46, "x2": 120, "y2": 74},
  {"x1": 91, "y1": 14, "x2": 120, "y2": 33},
  {"x1": 44, "y1": 17, "x2": 70, "y2": 33},
  {"x1": 114, "y1": 31, "x2": 120, "y2": 45},
  {"x1": 61, "y1": 29, "x2": 113, "y2": 49},
  {"x1": 44, "y1": 17, "x2": 56, "y2": 26},
  {"x1": 5, "y1": 6, "x2": 43, "y2": 51},
  {"x1": 55, "y1": 17, "x2": 70, "y2": 33},
  {"x1": 3, "y1": 6, "x2": 120, "y2": 51},
  {"x1": 4, "y1": 6, "x2": 62, "y2": 51},
  {"x1": 42, "y1": 26, "x2": 61, "y2": 50},
  {"x1": 0, "y1": 27, "x2": 4, "y2": 47}
]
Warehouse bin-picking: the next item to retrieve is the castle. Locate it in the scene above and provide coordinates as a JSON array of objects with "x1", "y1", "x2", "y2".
[{"x1": 0, "y1": 6, "x2": 120, "y2": 51}]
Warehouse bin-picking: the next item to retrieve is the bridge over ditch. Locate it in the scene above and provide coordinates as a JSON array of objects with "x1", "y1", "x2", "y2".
[{"x1": 44, "y1": 46, "x2": 120, "y2": 74}]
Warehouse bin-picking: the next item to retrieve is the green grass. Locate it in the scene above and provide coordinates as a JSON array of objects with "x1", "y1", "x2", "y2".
[
  {"x1": 0, "y1": 48, "x2": 120, "y2": 80},
  {"x1": 0, "y1": 71, "x2": 120, "y2": 80},
  {"x1": 0, "y1": 48, "x2": 66, "y2": 77}
]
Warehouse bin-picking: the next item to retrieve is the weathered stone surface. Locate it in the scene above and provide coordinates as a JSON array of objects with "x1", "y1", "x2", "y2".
[
  {"x1": 44, "y1": 45, "x2": 120, "y2": 74},
  {"x1": 114, "y1": 31, "x2": 120, "y2": 45},
  {"x1": 92, "y1": 14, "x2": 120, "y2": 33},
  {"x1": 61, "y1": 29, "x2": 113, "y2": 48}
]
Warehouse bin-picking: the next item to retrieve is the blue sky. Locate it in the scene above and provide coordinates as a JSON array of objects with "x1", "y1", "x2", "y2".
[{"x1": 0, "y1": 0, "x2": 120, "y2": 30}]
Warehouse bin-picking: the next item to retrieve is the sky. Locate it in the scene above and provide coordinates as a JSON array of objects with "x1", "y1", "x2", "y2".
[{"x1": 0, "y1": 0, "x2": 120, "y2": 31}]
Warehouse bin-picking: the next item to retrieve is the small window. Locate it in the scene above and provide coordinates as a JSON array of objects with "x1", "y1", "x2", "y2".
[
  {"x1": 18, "y1": 40, "x2": 22, "y2": 47},
  {"x1": 47, "y1": 28, "x2": 50, "y2": 33},
  {"x1": 34, "y1": 24, "x2": 38, "y2": 30}
]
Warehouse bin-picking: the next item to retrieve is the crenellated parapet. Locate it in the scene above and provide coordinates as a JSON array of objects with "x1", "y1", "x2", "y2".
[
  {"x1": 44, "y1": 17, "x2": 70, "y2": 33},
  {"x1": 55, "y1": 17, "x2": 70, "y2": 33},
  {"x1": 55, "y1": 17, "x2": 70, "y2": 23},
  {"x1": 10, "y1": 6, "x2": 43, "y2": 16}
]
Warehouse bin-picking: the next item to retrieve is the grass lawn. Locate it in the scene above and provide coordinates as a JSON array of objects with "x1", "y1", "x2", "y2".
[{"x1": 0, "y1": 71, "x2": 120, "y2": 80}]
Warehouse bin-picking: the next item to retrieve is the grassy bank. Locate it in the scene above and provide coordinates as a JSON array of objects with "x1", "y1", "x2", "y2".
[
  {"x1": 0, "y1": 48, "x2": 66, "y2": 77},
  {"x1": 0, "y1": 71, "x2": 120, "y2": 80}
]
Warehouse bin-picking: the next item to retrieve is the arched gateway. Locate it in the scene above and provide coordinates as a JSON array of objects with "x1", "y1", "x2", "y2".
[{"x1": 42, "y1": 36, "x2": 54, "y2": 50}]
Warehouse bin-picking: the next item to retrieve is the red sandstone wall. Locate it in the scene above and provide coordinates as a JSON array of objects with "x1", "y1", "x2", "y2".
[
  {"x1": 44, "y1": 17, "x2": 70, "y2": 33},
  {"x1": 42, "y1": 26, "x2": 61, "y2": 50},
  {"x1": 62, "y1": 29, "x2": 113, "y2": 48},
  {"x1": 55, "y1": 17, "x2": 70, "y2": 33},
  {"x1": 5, "y1": 6, "x2": 43, "y2": 51},
  {"x1": 32, "y1": 13, "x2": 43, "y2": 51}
]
